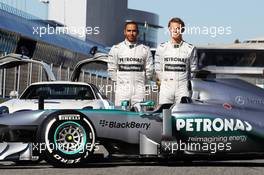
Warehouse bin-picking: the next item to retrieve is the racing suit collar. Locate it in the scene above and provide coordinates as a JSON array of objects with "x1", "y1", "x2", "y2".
[
  {"x1": 124, "y1": 39, "x2": 138, "y2": 49},
  {"x1": 169, "y1": 40, "x2": 183, "y2": 48}
]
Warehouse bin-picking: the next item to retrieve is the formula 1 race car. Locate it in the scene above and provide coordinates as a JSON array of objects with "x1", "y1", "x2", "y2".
[{"x1": 0, "y1": 74, "x2": 264, "y2": 167}]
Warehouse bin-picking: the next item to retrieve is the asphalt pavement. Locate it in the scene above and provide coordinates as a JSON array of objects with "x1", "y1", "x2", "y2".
[{"x1": 1, "y1": 160, "x2": 264, "y2": 175}]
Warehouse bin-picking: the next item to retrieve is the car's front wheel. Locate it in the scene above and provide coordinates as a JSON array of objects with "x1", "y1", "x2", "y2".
[{"x1": 37, "y1": 110, "x2": 96, "y2": 167}]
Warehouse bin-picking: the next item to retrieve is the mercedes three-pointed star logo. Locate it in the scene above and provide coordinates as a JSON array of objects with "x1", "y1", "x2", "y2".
[{"x1": 235, "y1": 96, "x2": 245, "y2": 105}]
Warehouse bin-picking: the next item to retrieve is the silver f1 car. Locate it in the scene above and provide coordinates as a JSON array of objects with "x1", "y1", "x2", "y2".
[{"x1": 0, "y1": 72, "x2": 264, "y2": 167}]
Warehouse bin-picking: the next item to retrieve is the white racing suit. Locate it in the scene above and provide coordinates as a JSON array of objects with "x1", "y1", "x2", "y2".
[
  {"x1": 108, "y1": 40, "x2": 153, "y2": 106},
  {"x1": 155, "y1": 41, "x2": 197, "y2": 104}
]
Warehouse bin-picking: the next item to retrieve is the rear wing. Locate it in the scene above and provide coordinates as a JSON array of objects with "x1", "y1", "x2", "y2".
[{"x1": 0, "y1": 53, "x2": 56, "y2": 81}]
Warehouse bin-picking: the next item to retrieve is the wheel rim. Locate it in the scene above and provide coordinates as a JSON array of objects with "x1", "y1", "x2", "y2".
[{"x1": 54, "y1": 121, "x2": 87, "y2": 155}]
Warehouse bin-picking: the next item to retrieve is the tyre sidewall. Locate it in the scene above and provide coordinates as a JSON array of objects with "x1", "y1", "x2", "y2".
[{"x1": 38, "y1": 110, "x2": 96, "y2": 167}]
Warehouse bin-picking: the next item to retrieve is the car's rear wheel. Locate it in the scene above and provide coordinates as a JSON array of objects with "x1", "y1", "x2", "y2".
[{"x1": 37, "y1": 110, "x2": 96, "y2": 167}]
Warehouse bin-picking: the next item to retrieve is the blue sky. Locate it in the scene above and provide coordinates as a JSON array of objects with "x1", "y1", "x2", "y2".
[{"x1": 128, "y1": 0, "x2": 264, "y2": 45}]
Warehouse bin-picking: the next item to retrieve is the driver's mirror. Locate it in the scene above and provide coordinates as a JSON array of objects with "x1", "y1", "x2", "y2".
[
  {"x1": 9, "y1": 90, "x2": 18, "y2": 99},
  {"x1": 139, "y1": 100, "x2": 155, "y2": 107},
  {"x1": 121, "y1": 100, "x2": 130, "y2": 110},
  {"x1": 121, "y1": 100, "x2": 130, "y2": 107}
]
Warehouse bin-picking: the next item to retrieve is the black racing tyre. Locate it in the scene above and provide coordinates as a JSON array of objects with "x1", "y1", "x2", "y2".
[{"x1": 37, "y1": 110, "x2": 96, "y2": 167}]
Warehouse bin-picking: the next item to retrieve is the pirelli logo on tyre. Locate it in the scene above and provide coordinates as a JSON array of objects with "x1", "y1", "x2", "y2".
[{"x1": 59, "y1": 114, "x2": 81, "y2": 121}]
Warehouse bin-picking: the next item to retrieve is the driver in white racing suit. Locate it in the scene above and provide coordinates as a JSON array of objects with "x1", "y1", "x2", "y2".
[
  {"x1": 108, "y1": 21, "x2": 153, "y2": 106},
  {"x1": 155, "y1": 17, "x2": 198, "y2": 104}
]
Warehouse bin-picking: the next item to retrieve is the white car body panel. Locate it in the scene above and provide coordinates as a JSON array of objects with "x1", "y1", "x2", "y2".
[
  {"x1": 0, "y1": 81, "x2": 112, "y2": 113},
  {"x1": 0, "y1": 99, "x2": 107, "y2": 113}
]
